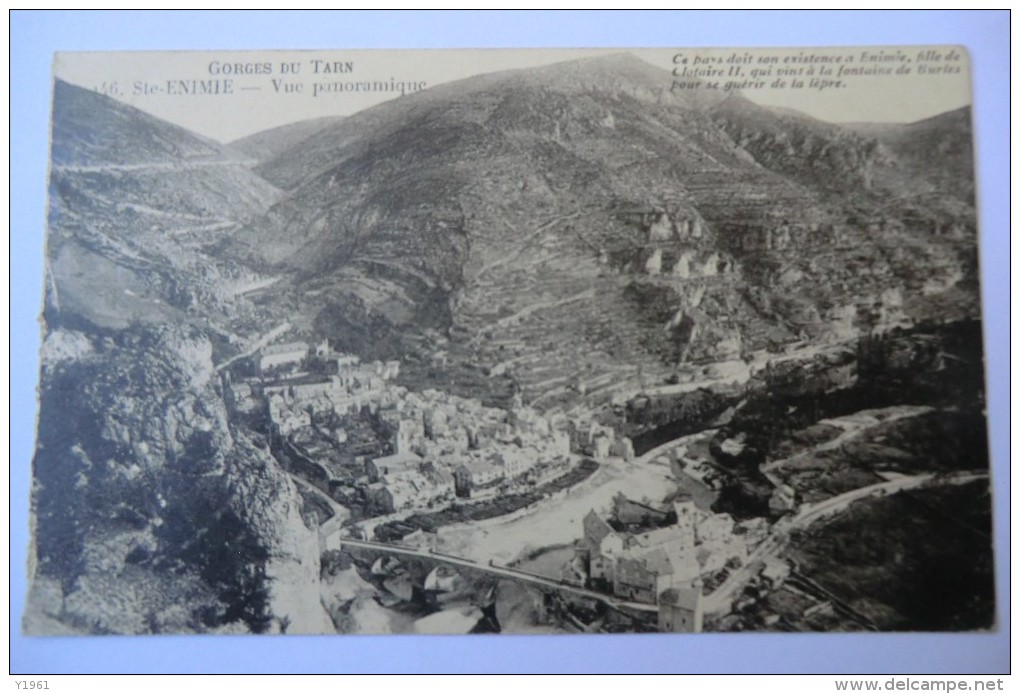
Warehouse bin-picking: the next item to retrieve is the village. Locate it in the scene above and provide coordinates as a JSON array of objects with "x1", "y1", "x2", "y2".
[
  {"x1": 546, "y1": 445, "x2": 789, "y2": 633},
  {"x1": 224, "y1": 337, "x2": 633, "y2": 521},
  {"x1": 217, "y1": 318, "x2": 973, "y2": 635},
  {"x1": 218, "y1": 336, "x2": 791, "y2": 632},
  {"x1": 215, "y1": 331, "x2": 877, "y2": 634}
]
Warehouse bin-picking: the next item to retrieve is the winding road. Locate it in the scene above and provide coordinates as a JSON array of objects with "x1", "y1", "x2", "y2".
[{"x1": 703, "y1": 468, "x2": 990, "y2": 614}]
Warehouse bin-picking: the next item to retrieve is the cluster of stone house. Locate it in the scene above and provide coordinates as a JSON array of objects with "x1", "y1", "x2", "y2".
[
  {"x1": 426, "y1": 411, "x2": 636, "y2": 501},
  {"x1": 565, "y1": 418, "x2": 634, "y2": 461},
  {"x1": 249, "y1": 339, "x2": 403, "y2": 435},
  {"x1": 562, "y1": 494, "x2": 764, "y2": 630},
  {"x1": 243, "y1": 339, "x2": 644, "y2": 517},
  {"x1": 363, "y1": 451, "x2": 457, "y2": 514},
  {"x1": 374, "y1": 388, "x2": 578, "y2": 503},
  {"x1": 251, "y1": 340, "x2": 624, "y2": 514},
  {"x1": 257, "y1": 339, "x2": 398, "y2": 383},
  {"x1": 349, "y1": 395, "x2": 641, "y2": 512}
]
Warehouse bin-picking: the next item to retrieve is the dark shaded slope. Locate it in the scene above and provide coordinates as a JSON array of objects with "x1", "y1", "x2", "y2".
[
  {"x1": 229, "y1": 115, "x2": 346, "y2": 163},
  {"x1": 709, "y1": 91, "x2": 891, "y2": 193},
  {"x1": 46, "y1": 80, "x2": 280, "y2": 330},
  {"x1": 50, "y1": 79, "x2": 227, "y2": 167},
  {"x1": 848, "y1": 107, "x2": 975, "y2": 206}
]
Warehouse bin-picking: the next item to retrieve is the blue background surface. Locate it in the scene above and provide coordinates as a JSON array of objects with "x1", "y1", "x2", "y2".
[{"x1": 9, "y1": 10, "x2": 1010, "y2": 674}]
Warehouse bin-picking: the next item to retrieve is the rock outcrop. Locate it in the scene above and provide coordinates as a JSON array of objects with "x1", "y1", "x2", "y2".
[{"x1": 26, "y1": 325, "x2": 330, "y2": 634}]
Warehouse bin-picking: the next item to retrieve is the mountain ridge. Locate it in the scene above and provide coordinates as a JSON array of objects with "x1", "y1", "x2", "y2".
[
  {"x1": 47, "y1": 80, "x2": 281, "y2": 331},
  {"x1": 253, "y1": 53, "x2": 726, "y2": 192},
  {"x1": 50, "y1": 79, "x2": 241, "y2": 167},
  {"x1": 227, "y1": 55, "x2": 977, "y2": 408},
  {"x1": 229, "y1": 115, "x2": 347, "y2": 162},
  {"x1": 28, "y1": 56, "x2": 985, "y2": 636}
]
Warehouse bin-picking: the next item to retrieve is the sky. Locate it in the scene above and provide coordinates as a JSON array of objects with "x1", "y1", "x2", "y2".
[{"x1": 52, "y1": 46, "x2": 974, "y2": 142}]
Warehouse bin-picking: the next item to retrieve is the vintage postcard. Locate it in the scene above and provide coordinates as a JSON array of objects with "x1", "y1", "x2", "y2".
[{"x1": 26, "y1": 47, "x2": 992, "y2": 635}]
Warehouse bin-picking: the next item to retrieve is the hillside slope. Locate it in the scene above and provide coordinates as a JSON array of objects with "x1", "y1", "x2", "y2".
[
  {"x1": 46, "y1": 80, "x2": 282, "y2": 331},
  {"x1": 229, "y1": 115, "x2": 346, "y2": 163},
  {"x1": 239, "y1": 54, "x2": 978, "y2": 408},
  {"x1": 28, "y1": 81, "x2": 331, "y2": 635}
]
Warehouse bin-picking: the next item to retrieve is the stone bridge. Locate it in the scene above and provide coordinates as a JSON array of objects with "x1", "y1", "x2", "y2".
[{"x1": 331, "y1": 536, "x2": 658, "y2": 616}]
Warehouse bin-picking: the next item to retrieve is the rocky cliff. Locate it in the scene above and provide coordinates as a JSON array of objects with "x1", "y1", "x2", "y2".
[
  {"x1": 28, "y1": 81, "x2": 332, "y2": 635},
  {"x1": 25, "y1": 325, "x2": 331, "y2": 634}
]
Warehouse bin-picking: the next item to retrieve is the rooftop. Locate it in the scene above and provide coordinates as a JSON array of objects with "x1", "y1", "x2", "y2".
[
  {"x1": 659, "y1": 585, "x2": 702, "y2": 610},
  {"x1": 262, "y1": 341, "x2": 309, "y2": 356},
  {"x1": 631, "y1": 525, "x2": 682, "y2": 549}
]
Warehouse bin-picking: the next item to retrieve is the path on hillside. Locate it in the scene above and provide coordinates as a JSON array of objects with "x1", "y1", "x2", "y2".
[
  {"x1": 53, "y1": 159, "x2": 249, "y2": 174},
  {"x1": 761, "y1": 405, "x2": 935, "y2": 475},
  {"x1": 703, "y1": 469, "x2": 989, "y2": 613},
  {"x1": 214, "y1": 321, "x2": 291, "y2": 372},
  {"x1": 470, "y1": 209, "x2": 581, "y2": 282}
]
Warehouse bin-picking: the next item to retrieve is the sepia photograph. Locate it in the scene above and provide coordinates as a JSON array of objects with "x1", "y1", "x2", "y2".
[{"x1": 23, "y1": 44, "x2": 995, "y2": 640}]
